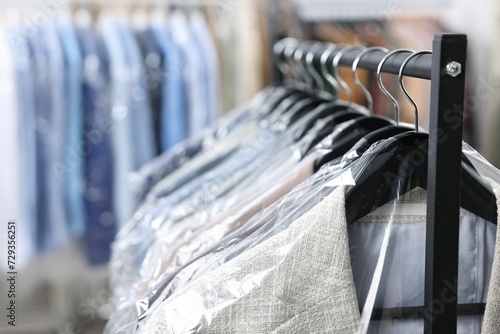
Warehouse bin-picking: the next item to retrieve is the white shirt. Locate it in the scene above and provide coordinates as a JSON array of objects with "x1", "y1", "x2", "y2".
[{"x1": 0, "y1": 23, "x2": 33, "y2": 269}]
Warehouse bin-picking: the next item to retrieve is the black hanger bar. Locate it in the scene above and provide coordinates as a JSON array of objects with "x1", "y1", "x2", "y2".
[{"x1": 275, "y1": 45, "x2": 433, "y2": 79}]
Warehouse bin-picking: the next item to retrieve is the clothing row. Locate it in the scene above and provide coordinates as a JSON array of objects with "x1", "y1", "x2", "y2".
[
  {"x1": 106, "y1": 46, "x2": 500, "y2": 333},
  {"x1": 0, "y1": 8, "x2": 220, "y2": 267}
]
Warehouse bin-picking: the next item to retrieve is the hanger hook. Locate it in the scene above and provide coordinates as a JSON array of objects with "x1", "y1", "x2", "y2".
[
  {"x1": 320, "y1": 43, "x2": 341, "y2": 94},
  {"x1": 273, "y1": 38, "x2": 298, "y2": 80},
  {"x1": 282, "y1": 41, "x2": 301, "y2": 82},
  {"x1": 293, "y1": 42, "x2": 313, "y2": 87},
  {"x1": 376, "y1": 49, "x2": 413, "y2": 126},
  {"x1": 297, "y1": 41, "x2": 319, "y2": 90},
  {"x1": 352, "y1": 46, "x2": 389, "y2": 115},
  {"x1": 333, "y1": 45, "x2": 357, "y2": 105},
  {"x1": 399, "y1": 50, "x2": 432, "y2": 132},
  {"x1": 305, "y1": 42, "x2": 326, "y2": 92}
]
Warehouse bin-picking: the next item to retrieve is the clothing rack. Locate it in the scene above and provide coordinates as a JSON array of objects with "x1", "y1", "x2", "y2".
[{"x1": 274, "y1": 34, "x2": 468, "y2": 333}]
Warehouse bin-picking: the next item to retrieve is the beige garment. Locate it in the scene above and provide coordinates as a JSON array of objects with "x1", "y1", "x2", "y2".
[
  {"x1": 139, "y1": 186, "x2": 360, "y2": 334},
  {"x1": 214, "y1": 0, "x2": 265, "y2": 113},
  {"x1": 257, "y1": 0, "x2": 273, "y2": 86},
  {"x1": 482, "y1": 178, "x2": 500, "y2": 333},
  {"x1": 139, "y1": 152, "x2": 320, "y2": 296},
  {"x1": 235, "y1": 0, "x2": 265, "y2": 104}
]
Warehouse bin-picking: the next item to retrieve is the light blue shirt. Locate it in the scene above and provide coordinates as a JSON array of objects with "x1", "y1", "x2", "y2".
[
  {"x1": 116, "y1": 20, "x2": 156, "y2": 169},
  {"x1": 150, "y1": 16, "x2": 189, "y2": 151},
  {"x1": 47, "y1": 20, "x2": 70, "y2": 250},
  {"x1": 99, "y1": 14, "x2": 136, "y2": 228},
  {"x1": 190, "y1": 12, "x2": 220, "y2": 125},
  {"x1": 8, "y1": 24, "x2": 37, "y2": 262},
  {"x1": 57, "y1": 13, "x2": 86, "y2": 238},
  {"x1": 30, "y1": 21, "x2": 70, "y2": 251},
  {"x1": 170, "y1": 11, "x2": 206, "y2": 137}
]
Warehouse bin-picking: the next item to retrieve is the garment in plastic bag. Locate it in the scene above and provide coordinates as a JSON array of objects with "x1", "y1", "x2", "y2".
[
  {"x1": 135, "y1": 139, "x2": 497, "y2": 334},
  {"x1": 113, "y1": 111, "x2": 369, "y2": 333},
  {"x1": 347, "y1": 139, "x2": 497, "y2": 334},
  {"x1": 140, "y1": 186, "x2": 361, "y2": 334},
  {"x1": 130, "y1": 140, "x2": 378, "y2": 332},
  {"x1": 133, "y1": 155, "x2": 370, "y2": 333},
  {"x1": 135, "y1": 118, "x2": 331, "y2": 299},
  {"x1": 112, "y1": 88, "x2": 325, "y2": 289},
  {"x1": 463, "y1": 142, "x2": 500, "y2": 185},
  {"x1": 133, "y1": 155, "x2": 353, "y2": 333},
  {"x1": 107, "y1": 100, "x2": 335, "y2": 333},
  {"x1": 108, "y1": 102, "x2": 262, "y2": 315},
  {"x1": 143, "y1": 90, "x2": 271, "y2": 201},
  {"x1": 107, "y1": 87, "x2": 317, "y2": 332}
]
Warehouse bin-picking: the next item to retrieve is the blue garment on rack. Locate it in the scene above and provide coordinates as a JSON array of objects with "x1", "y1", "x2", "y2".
[
  {"x1": 170, "y1": 11, "x2": 206, "y2": 137},
  {"x1": 29, "y1": 23, "x2": 69, "y2": 252},
  {"x1": 8, "y1": 24, "x2": 37, "y2": 260},
  {"x1": 99, "y1": 15, "x2": 137, "y2": 228},
  {"x1": 76, "y1": 23, "x2": 116, "y2": 265},
  {"x1": 190, "y1": 12, "x2": 220, "y2": 125},
  {"x1": 108, "y1": 20, "x2": 156, "y2": 225},
  {"x1": 151, "y1": 17, "x2": 189, "y2": 151},
  {"x1": 116, "y1": 21, "x2": 156, "y2": 170},
  {"x1": 45, "y1": 21, "x2": 70, "y2": 249},
  {"x1": 134, "y1": 27, "x2": 164, "y2": 156},
  {"x1": 57, "y1": 15, "x2": 86, "y2": 238}
]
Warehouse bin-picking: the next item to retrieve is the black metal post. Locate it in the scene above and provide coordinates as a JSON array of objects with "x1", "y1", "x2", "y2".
[{"x1": 424, "y1": 34, "x2": 467, "y2": 334}]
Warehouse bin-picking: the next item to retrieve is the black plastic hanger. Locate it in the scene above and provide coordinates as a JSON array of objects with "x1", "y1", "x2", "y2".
[
  {"x1": 258, "y1": 38, "x2": 325, "y2": 118},
  {"x1": 345, "y1": 133, "x2": 497, "y2": 224},
  {"x1": 344, "y1": 50, "x2": 497, "y2": 224},
  {"x1": 255, "y1": 71, "x2": 304, "y2": 117},
  {"x1": 296, "y1": 110, "x2": 368, "y2": 155},
  {"x1": 289, "y1": 44, "x2": 383, "y2": 154},
  {"x1": 314, "y1": 49, "x2": 429, "y2": 171},
  {"x1": 265, "y1": 40, "x2": 341, "y2": 123},
  {"x1": 312, "y1": 116, "x2": 393, "y2": 170},
  {"x1": 277, "y1": 96, "x2": 328, "y2": 127},
  {"x1": 312, "y1": 48, "x2": 416, "y2": 170},
  {"x1": 289, "y1": 42, "x2": 377, "y2": 133},
  {"x1": 392, "y1": 50, "x2": 495, "y2": 217},
  {"x1": 277, "y1": 42, "x2": 347, "y2": 123}
]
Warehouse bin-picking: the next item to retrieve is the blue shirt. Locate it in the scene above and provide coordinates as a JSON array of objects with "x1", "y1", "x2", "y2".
[
  {"x1": 8, "y1": 24, "x2": 37, "y2": 262},
  {"x1": 57, "y1": 14, "x2": 86, "y2": 238},
  {"x1": 170, "y1": 12, "x2": 206, "y2": 137},
  {"x1": 150, "y1": 17, "x2": 189, "y2": 151},
  {"x1": 99, "y1": 15, "x2": 136, "y2": 228},
  {"x1": 76, "y1": 20, "x2": 116, "y2": 265},
  {"x1": 30, "y1": 22, "x2": 69, "y2": 252}
]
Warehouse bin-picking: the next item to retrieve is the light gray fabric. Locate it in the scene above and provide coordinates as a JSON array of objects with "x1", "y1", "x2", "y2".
[
  {"x1": 139, "y1": 186, "x2": 360, "y2": 334},
  {"x1": 350, "y1": 188, "x2": 495, "y2": 333},
  {"x1": 482, "y1": 178, "x2": 500, "y2": 334},
  {"x1": 136, "y1": 184, "x2": 498, "y2": 334}
]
